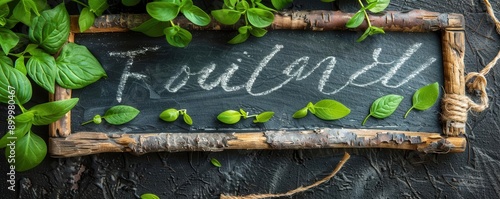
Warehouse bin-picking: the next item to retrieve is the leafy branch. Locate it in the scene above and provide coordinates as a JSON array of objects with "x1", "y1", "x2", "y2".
[{"x1": 345, "y1": 0, "x2": 389, "y2": 42}]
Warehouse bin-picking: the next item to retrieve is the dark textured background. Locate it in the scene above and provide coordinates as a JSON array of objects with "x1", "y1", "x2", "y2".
[{"x1": 1, "y1": 0, "x2": 500, "y2": 198}]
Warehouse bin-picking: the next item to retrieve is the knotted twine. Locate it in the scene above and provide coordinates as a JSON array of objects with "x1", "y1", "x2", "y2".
[{"x1": 442, "y1": 0, "x2": 499, "y2": 136}]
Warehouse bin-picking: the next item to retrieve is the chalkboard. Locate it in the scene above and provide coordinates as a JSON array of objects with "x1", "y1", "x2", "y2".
[{"x1": 49, "y1": 10, "x2": 468, "y2": 157}]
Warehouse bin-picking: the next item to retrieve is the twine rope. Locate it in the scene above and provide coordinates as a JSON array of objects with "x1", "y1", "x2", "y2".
[{"x1": 220, "y1": 153, "x2": 350, "y2": 199}]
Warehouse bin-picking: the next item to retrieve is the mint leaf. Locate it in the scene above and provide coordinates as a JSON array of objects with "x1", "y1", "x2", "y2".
[
  {"x1": 103, "y1": 105, "x2": 140, "y2": 125},
  {"x1": 26, "y1": 49, "x2": 57, "y2": 93},
  {"x1": 312, "y1": 99, "x2": 350, "y2": 120},
  {"x1": 405, "y1": 82, "x2": 440, "y2": 118},
  {"x1": 29, "y1": 3, "x2": 70, "y2": 54},
  {"x1": 30, "y1": 98, "x2": 79, "y2": 125}
]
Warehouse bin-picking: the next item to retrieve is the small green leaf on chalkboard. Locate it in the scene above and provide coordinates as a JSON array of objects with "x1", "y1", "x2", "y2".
[
  {"x1": 363, "y1": 94, "x2": 404, "y2": 125},
  {"x1": 140, "y1": 193, "x2": 160, "y2": 199},
  {"x1": 183, "y1": 113, "x2": 193, "y2": 126},
  {"x1": 313, "y1": 99, "x2": 351, "y2": 120},
  {"x1": 93, "y1": 115, "x2": 102, "y2": 124},
  {"x1": 293, "y1": 107, "x2": 309, "y2": 119},
  {"x1": 160, "y1": 108, "x2": 180, "y2": 122},
  {"x1": 346, "y1": 11, "x2": 365, "y2": 28},
  {"x1": 404, "y1": 82, "x2": 440, "y2": 118},
  {"x1": 211, "y1": 158, "x2": 222, "y2": 167},
  {"x1": 217, "y1": 110, "x2": 242, "y2": 124},
  {"x1": 240, "y1": 109, "x2": 248, "y2": 119},
  {"x1": 254, "y1": 111, "x2": 274, "y2": 123},
  {"x1": 102, "y1": 105, "x2": 140, "y2": 125}
]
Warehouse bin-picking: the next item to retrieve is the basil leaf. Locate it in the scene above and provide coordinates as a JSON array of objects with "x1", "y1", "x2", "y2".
[
  {"x1": 210, "y1": 158, "x2": 221, "y2": 167},
  {"x1": 146, "y1": 2, "x2": 180, "y2": 22},
  {"x1": 29, "y1": 3, "x2": 70, "y2": 54},
  {"x1": 0, "y1": 55, "x2": 32, "y2": 104},
  {"x1": 89, "y1": 0, "x2": 108, "y2": 16},
  {"x1": 363, "y1": 94, "x2": 403, "y2": 125},
  {"x1": 131, "y1": 18, "x2": 170, "y2": 37},
  {"x1": 159, "y1": 108, "x2": 179, "y2": 122},
  {"x1": 12, "y1": 1, "x2": 33, "y2": 26},
  {"x1": 0, "y1": 111, "x2": 33, "y2": 148},
  {"x1": 183, "y1": 113, "x2": 193, "y2": 125},
  {"x1": 9, "y1": 131, "x2": 47, "y2": 172},
  {"x1": 122, "y1": 0, "x2": 141, "y2": 7},
  {"x1": 253, "y1": 111, "x2": 274, "y2": 123},
  {"x1": 14, "y1": 56, "x2": 27, "y2": 75},
  {"x1": 27, "y1": 48, "x2": 57, "y2": 93},
  {"x1": 103, "y1": 105, "x2": 140, "y2": 125},
  {"x1": 293, "y1": 107, "x2": 308, "y2": 119},
  {"x1": 228, "y1": 32, "x2": 249, "y2": 44},
  {"x1": 404, "y1": 82, "x2": 439, "y2": 118},
  {"x1": 0, "y1": 4, "x2": 9, "y2": 27},
  {"x1": 211, "y1": 9, "x2": 241, "y2": 25},
  {"x1": 249, "y1": 27, "x2": 267, "y2": 37},
  {"x1": 223, "y1": 0, "x2": 237, "y2": 9},
  {"x1": 140, "y1": 193, "x2": 160, "y2": 199},
  {"x1": 312, "y1": 99, "x2": 350, "y2": 120},
  {"x1": 56, "y1": 43, "x2": 107, "y2": 89},
  {"x1": 346, "y1": 11, "x2": 365, "y2": 29},
  {"x1": 246, "y1": 8, "x2": 274, "y2": 28},
  {"x1": 78, "y1": 7, "x2": 95, "y2": 32},
  {"x1": 235, "y1": 1, "x2": 249, "y2": 12},
  {"x1": 182, "y1": 5, "x2": 210, "y2": 26},
  {"x1": 217, "y1": 110, "x2": 242, "y2": 124},
  {"x1": 0, "y1": 28, "x2": 19, "y2": 55},
  {"x1": 164, "y1": 26, "x2": 192, "y2": 47},
  {"x1": 29, "y1": 98, "x2": 79, "y2": 125},
  {"x1": 367, "y1": 0, "x2": 389, "y2": 13},
  {"x1": 271, "y1": 0, "x2": 292, "y2": 10}
]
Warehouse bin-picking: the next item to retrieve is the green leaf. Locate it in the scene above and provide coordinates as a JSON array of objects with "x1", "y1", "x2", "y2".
[
  {"x1": 14, "y1": 56, "x2": 26, "y2": 75},
  {"x1": 159, "y1": 108, "x2": 179, "y2": 122},
  {"x1": 363, "y1": 94, "x2": 403, "y2": 125},
  {"x1": 29, "y1": 3, "x2": 70, "y2": 54},
  {"x1": 93, "y1": 114, "x2": 102, "y2": 124},
  {"x1": 306, "y1": 102, "x2": 316, "y2": 114},
  {"x1": 103, "y1": 105, "x2": 140, "y2": 125},
  {"x1": 183, "y1": 113, "x2": 193, "y2": 125},
  {"x1": 239, "y1": 108, "x2": 248, "y2": 119},
  {"x1": 9, "y1": 131, "x2": 47, "y2": 172},
  {"x1": 131, "y1": 18, "x2": 170, "y2": 37},
  {"x1": 217, "y1": 110, "x2": 242, "y2": 124},
  {"x1": 405, "y1": 82, "x2": 439, "y2": 118},
  {"x1": 146, "y1": 2, "x2": 180, "y2": 22},
  {"x1": 346, "y1": 11, "x2": 365, "y2": 28},
  {"x1": 211, "y1": 9, "x2": 241, "y2": 25},
  {"x1": 292, "y1": 106, "x2": 308, "y2": 119},
  {"x1": 210, "y1": 157, "x2": 221, "y2": 167},
  {"x1": 78, "y1": 7, "x2": 95, "y2": 32},
  {"x1": 182, "y1": 5, "x2": 210, "y2": 26},
  {"x1": 29, "y1": 98, "x2": 79, "y2": 125},
  {"x1": 122, "y1": 0, "x2": 141, "y2": 6},
  {"x1": 140, "y1": 193, "x2": 160, "y2": 199},
  {"x1": 312, "y1": 99, "x2": 350, "y2": 120},
  {"x1": 0, "y1": 4, "x2": 9, "y2": 26},
  {"x1": 255, "y1": 2, "x2": 276, "y2": 12},
  {"x1": 246, "y1": 8, "x2": 274, "y2": 28},
  {"x1": 235, "y1": 0, "x2": 249, "y2": 12},
  {"x1": 12, "y1": 0, "x2": 32, "y2": 26},
  {"x1": 56, "y1": 43, "x2": 107, "y2": 89},
  {"x1": 89, "y1": 0, "x2": 109, "y2": 16},
  {"x1": 367, "y1": 0, "x2": 390, "y2": 13},
  {"x1": 356, "y1": 26, "x2": 371, "y2": 42},
  {"x1": 26, "y1": 48, "x2": 57, "y2": 93},
  {"x1": 321, "y1": 0, "x2": 336, "y2": 2},
  {"x1": 249, "y1": 27, "x2": 267, "y2": 37},
  {"x1": 271, "y1": 0, "x2": 292, "y2": 10},
  {"x1": 357, "y1": 26, "x2": 385, "y2": 42},
  {"x1": 0, "y1": 55, "x2": 32, "y2": 104},
  {"x1": 0, "y1": 28, "x2": 19, "y2": 55},
  {"x1": 254, "y1": 111, "x2": 274, "y2": 123},
  {"x1": 228, "y1": 32, "x2": 249, "y2": 44},
  {"x1": 164, "y1": 26, "x2": 192, "y2": 47},
  {"x1": 223, "y1": 0, "x2": 237, "y2": 9},
  {"x1": 0, "y1": 112, "x2": 33, "y2": 148}
]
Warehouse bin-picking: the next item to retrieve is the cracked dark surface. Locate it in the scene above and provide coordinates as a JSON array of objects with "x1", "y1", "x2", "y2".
[{"x1": 2, "y1": 0, "x2": 500, "y2": 198}]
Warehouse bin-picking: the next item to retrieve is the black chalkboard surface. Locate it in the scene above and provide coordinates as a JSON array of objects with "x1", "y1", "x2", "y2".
[{"x1": 71, "y1": 30, "x2": 443, "y2": 134}]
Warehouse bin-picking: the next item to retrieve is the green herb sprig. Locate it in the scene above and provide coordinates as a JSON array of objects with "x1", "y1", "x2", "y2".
[
  {"x1": 404, "y1": 82, "x2": 439, "y2": 118},
  {"x1": 344, "y1": 0, "x2": 390, "y2": 42},
  {"x1": 82, "y1": 105, "x2": 140, "y2": 125},
  {"x1": 73, "y1": 0, "x2": 109, "y2": 32},
  {"x1": 362, "y1": 94, "x2": 403, "y2": 125},
  {"x1": 293, "y1": 99, "x2": 350, "y2": 120},
  {"x1": 217, "y1": 109, "x2": 274, "y2": 124},
  {"x1": 159, "y1": 108, "x2": 193, "y2": 125}
]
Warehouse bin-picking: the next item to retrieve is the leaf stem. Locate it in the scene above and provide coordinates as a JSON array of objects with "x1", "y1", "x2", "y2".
[
  {"x1": 357, "y1": 0, "x2": 372, "y2": 27},
  {"x1": 362, "y1": 114, "x2": 371, "y2": 126},
  {"x1": 404, "y1": 107, "x2": 414, "y2": 118},
  {"x1": 72, "y1": 0, "x2": 88, "y2": 8},
  {"x1": 170, "y1": 20, "x2": 175, "y2": 27},
  {"x1": 81, "y1": 120, "x2": 93, "y2": 125}
]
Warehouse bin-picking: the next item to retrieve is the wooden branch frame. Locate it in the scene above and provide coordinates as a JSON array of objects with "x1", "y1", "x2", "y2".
[{"x1": 49, "y1": 10, "x2": 467, "y2": 157}]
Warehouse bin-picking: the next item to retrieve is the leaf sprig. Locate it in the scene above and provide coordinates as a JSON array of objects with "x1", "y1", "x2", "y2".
[
  {"x1": 217, "y1": 109, "x2": 274, "y2": 124},
  {"x1": 159, "y1": 108, "x2": 193, "y2": 125},
  {"x1": 345, "y1": 0, "x2": 389, "y2": 42},
  {"x1": 82, "y1": 105, "x2": 140, "y2": 125},
  {"x1": 293, "y1": 99, "x2": 351, "y2": 120}
]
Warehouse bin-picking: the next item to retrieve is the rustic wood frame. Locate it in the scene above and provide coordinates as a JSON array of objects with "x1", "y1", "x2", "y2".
[{"x1": 49, "y1": 10, "x2": 467, "y2": 157}]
